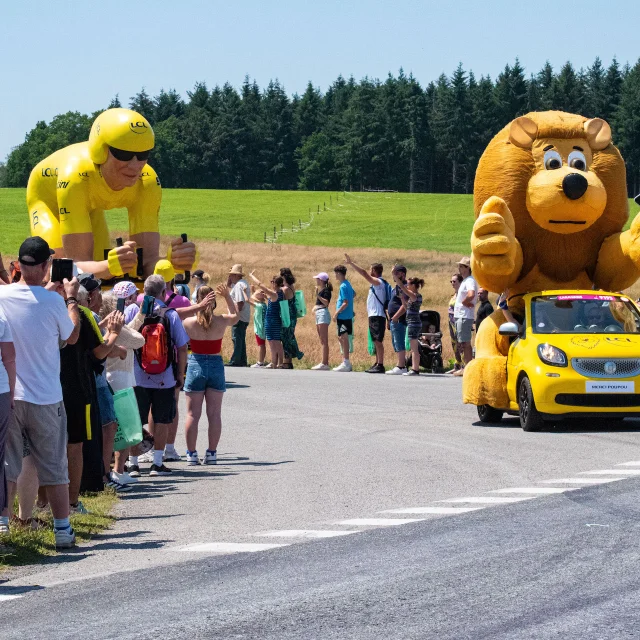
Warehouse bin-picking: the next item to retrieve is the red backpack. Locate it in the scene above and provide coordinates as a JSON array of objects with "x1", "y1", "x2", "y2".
[{"x1": 136, "y1": 307, "x2": 175, "y2": 375}]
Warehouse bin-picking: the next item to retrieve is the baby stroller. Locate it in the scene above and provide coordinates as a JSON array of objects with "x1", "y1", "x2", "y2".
[{"x1": 407, "y1": 310, "x2": 444, "y2": 373}]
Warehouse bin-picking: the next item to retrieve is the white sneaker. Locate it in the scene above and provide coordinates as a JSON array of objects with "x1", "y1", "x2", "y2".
[
  {"x1": 333, "y1": 362, "x2": 352, "y2": 372},
  {"x1": 111, "y1": 471, "x2": 138, "y2": 485},
  {"x1": 312, "y1": 363, "x2": 330, "y2": 370},
  {"x1": 386, "y1": 366, "x2": 407, "y2": 375},
  {"x1": 203, "y1": 450, "x2": 217, "y2": 465},
  {"x1": 0, "y1": 521, "x2": 9, "y2": 534},
  {"x1": 138, "y1": 450, "x2": 154, "y2": 464},
  {"x1": 251, "y1": 362, "x2": 266, "y2": 368},
  {"x1": 54, "y1": 527, "x2": 76, "y2": 549},
  {"x1": 186, "y1": 451, "x2": 200, "y2": 466},
  {"x1": 163, "y1": 448, "x2": 182, "y2": 462}
]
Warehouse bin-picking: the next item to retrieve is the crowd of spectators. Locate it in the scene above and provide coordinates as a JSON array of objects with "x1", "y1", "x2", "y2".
[
  {"x1": 0, "y1": 237, "x2": 495, "y2": 551},
  {"x1": 0, "y1": 237, "x2": 238, "y2": 548}
]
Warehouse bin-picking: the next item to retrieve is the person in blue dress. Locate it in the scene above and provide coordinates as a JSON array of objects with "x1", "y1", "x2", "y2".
[{"x1": 249, "y1": 271, "x2": 285, "y2": 369}]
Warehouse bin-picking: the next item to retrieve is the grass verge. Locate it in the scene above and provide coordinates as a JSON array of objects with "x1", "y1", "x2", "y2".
[{"x1": 0, "y1": 490, "x2": 117, "y2": 572}]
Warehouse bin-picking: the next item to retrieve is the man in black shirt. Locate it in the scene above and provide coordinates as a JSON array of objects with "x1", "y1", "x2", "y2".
[
  {"x1": 475, "y1": 288, "x2": 494, "y2": 330},
  {"x1": 386, "y1": 265, "x2": 409, "y2": 375}
]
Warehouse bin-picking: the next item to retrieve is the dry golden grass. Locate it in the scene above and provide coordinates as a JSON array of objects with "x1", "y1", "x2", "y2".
[{"x1": 188, "y1": 239, "x2": 473, "y2": 369}]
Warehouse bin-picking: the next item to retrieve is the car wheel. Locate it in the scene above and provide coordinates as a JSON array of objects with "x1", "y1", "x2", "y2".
[
  {"x1": 518, "y1": 376, "x2": 545, "y2": 432},
  {"x1": 477, "y1": 404, "x2": 504, "y2": 423}
]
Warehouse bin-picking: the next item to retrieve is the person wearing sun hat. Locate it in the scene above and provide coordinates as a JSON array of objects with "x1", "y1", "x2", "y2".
[
  {"x1": 453, "y1": 256, "x2": 478, "y2": 377},
  {"x1": 311, "y1": 272, "x2": 333, "y2": 370},
  {"x1": 113, "y1": 280, "x2": 141, "y2": 324},
  {"x1": 227, "y1": 264, "x2": 251, "y2": 367}
]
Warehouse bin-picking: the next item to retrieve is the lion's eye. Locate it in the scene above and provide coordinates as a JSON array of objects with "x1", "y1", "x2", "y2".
[
  {"x1": 568, "y1": 150, "x2": 587, "y2": 172},
  {"x1": 544, "y1": 149, "x2": 563, "y2": 170}
]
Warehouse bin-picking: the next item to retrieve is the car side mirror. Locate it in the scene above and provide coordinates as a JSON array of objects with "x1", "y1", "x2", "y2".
[{"x1": 499, "y1": 322, "x2": 521, "y2": 337}]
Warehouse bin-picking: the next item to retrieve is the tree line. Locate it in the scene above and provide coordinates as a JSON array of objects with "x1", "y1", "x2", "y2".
[{"x1": 4, "y1": 57, "x2": 640, "y2": 195}]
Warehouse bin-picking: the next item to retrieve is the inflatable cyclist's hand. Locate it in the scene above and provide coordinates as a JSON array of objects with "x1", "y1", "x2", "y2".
[
  {"x1": 168, "y1": 237, "x2": 199, "y2": 273},
  {"x1": 471, "y1": 196, "x2": 523, "y2": 281},
  {"x1": 107, "y1": 241, "x2": 138, "y2": 277}
]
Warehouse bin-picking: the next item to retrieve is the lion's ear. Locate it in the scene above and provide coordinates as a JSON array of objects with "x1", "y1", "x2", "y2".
[
  {"x1": 584, "y1": 118, "x2": 611, "y2": 150},
  {"x1": 509, "y1": 116, "x2": 538, "y2": 149}
]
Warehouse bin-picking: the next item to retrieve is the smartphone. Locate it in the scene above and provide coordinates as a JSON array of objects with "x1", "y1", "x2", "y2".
[
  {"x1": 141, "y1": 295, "x2": 155, "y2": 315},
  {"x1": 51, "y1": 258, "x2": 73, "y2": 283},
  {"x1": 116, "y1": 297, "x2": 126, "y2": 313}
]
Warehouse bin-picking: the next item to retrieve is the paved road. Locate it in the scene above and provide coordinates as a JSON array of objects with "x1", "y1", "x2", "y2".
[{"x1": 2, "y1": 369, "x2": 640, "y2": 637}]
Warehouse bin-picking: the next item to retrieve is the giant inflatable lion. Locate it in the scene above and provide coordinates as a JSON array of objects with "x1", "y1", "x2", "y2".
[{"x1": 463, "y1": 110, "x2": 640, "y2": 408}]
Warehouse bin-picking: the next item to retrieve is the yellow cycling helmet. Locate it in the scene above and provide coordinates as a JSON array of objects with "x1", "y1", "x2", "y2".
[
  {"x1": 88, "y1": 108, "x2": 155, "y2": 164},
  {"x1": 154, "y1": 259, "x2": 175, "y2": 283}
]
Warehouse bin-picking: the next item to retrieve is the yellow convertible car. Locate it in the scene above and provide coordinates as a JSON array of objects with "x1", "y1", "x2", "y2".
[{"x1": 477, "y1": 290, "x2": 640, "y2": 431}]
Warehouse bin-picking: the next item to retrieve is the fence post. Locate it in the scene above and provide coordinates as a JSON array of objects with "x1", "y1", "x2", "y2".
[
  {"x1": 330, "y1": 195, "x2": 332, "y2": 205},
  {"x1": 299, "y1": 219, "x2": 302, "y2": 228},
  {"x1": 324, "y1": 201, "x2": 326, "y2": 211},
  {"x1": 281, "y1": 223, "x2": 283, "y2": 231},
  {"x1": 264, "y1": 232, "x2": 266, "y2": 243},
  {"x1": 317, "y1": 205, "x2": 319, "y2": 213}
]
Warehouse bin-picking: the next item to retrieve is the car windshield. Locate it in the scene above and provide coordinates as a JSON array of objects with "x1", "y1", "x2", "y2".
[{"x1": 531, "y1": 294, "x2": 640, "y2": 334}]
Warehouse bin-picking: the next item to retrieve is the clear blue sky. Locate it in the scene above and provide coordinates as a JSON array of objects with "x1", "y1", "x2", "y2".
[{"x1": 1, "y1": 0, "x2": 637, "y2": 161}]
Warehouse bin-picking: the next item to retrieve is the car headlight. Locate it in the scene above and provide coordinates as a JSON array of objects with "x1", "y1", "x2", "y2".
[{"x1": 537, "y1": 343, "x2": 567, "y2": 367}]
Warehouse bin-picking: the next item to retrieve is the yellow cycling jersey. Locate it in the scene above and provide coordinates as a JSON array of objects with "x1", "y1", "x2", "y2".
[{"x1": 27, "y1": 142, "x2": 162, "y2": 261}]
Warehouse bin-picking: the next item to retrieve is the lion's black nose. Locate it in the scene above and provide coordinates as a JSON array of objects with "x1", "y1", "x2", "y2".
[{"x1": 562, "y1": 173, "x2": 588, "y2": 200}]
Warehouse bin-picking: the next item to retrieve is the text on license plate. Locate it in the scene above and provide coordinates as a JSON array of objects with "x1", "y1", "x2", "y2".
[{"x1": 586, "y1": 381, "x2": 635, "y2": 393}]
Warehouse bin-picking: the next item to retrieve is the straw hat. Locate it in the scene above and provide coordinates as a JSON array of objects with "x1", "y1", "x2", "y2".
[{"x1": 228, "y1": 264, "x2": 244, "y2": 276}]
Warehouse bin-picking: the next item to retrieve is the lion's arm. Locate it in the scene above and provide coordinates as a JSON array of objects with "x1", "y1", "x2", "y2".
[
  {"x1": 471, "y1": 196, "x2": 524, "y2": 293},
  {"x1": 593, "y1": 214, "x2": 640, "y2": 291}
]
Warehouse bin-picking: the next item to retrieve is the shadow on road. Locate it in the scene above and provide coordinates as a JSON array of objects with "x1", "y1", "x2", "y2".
[
  {"x1": 473, "y1": 417, "x2": 640, "y2": 433},
  {"x1": 0, "y1": 584, "x2": 44, "y2": 594}
]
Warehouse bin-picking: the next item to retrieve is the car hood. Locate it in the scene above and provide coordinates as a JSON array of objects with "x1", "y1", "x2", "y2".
[{"x1": 552, "y1": 334, "x2": 640, "y2": 355}]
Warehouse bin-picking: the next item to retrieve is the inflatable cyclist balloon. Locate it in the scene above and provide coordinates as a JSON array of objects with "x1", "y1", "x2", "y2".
[
  {"x1": 27, "y1": 108, "x2": 198, "y2": 281},
  {"x1": 463, "y1": 110, "x2": 640, "y2": 409}
]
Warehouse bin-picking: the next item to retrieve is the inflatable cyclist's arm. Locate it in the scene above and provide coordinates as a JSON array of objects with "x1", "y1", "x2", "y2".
[
  {"x1": 127, "y1": 169, "x2": 162, "y2": 277},
  {"x1": 58, "y1": 180, "x2": 138, "y2": 280}
]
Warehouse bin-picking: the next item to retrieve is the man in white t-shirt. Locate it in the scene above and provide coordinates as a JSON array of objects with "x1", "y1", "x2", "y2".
[
  {"x1": 344, "y1": 254, "x2": 389, "y2": 373},
  {"x1": 0, "y1": 237, "x2": 81, "y2": 548},
  {"x1": 227, "y1": 264, "x2": 250, "y2": 367},
  {"x1": 453, "y1": 256, "x2": 478, "y2": 376}
]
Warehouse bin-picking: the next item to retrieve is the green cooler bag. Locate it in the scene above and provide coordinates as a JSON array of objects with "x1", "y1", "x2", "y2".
[
  {"x1": 295, "y1": 289, "x2": 307, "y2": 318},
  {"x1": 113, "y1": 387, "x2": 143, "y2": 451}
]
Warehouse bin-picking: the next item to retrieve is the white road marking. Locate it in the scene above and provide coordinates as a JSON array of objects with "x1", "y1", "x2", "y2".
[
  {"x1": 0, "y1": 595, "x2": 23, "y2": 602},
  {"x1": 491, "y1": 487, "x2": 577, "y2": 494},
  {"x1": 437, "y1": 496, "x2": 536, "y2": 504},
  {"x1": 336, "y1": 518, "x2": 425, "y2": 526},
  {"x1": 616, "y1": 461, "x2": 640, "y2": 466},
  {"x1": 256, "y1": 530, "x2": 360, "y2": 539},
  {"x1": 542, "y1": 478, "x2": 624, "y2": 484},
  {"x1": 380, "y1": 507, "x2": 484, "y2": 514},
  {"x1": 582, "y1": 469, "x2": 640, "y2": 475},
  {"x1": 177, "y1": 542, "x2": 289, "y2": 553}
]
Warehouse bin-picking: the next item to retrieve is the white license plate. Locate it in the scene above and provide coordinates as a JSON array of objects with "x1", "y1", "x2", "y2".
[{"x1": 586, "y1": 381, "x2": 635, "y2": 393}]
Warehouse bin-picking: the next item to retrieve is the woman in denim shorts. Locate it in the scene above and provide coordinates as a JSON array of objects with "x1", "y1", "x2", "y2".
[
  {"x1": 182, "y1": 284, "x2": 239, "y2": 466},
  {"x1": 311, "y1": 272, "x2": 332, "y2": 370}
]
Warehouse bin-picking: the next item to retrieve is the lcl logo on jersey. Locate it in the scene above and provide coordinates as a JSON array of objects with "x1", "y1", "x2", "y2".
[
  {"x1": 42, "y1": 167, "x2": 58, "y2": 177},
  {"x1": 129, "y1": 121, "x2": 148, "y2": 134},
  {"x1": 59, "y1": 207, "x2": 71, "y2": 216},
  {"x1": 78, "y1": 172, "x2": 89, "y2": 179}
]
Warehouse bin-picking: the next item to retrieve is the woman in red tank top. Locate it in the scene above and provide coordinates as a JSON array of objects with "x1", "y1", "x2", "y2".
[{"x1": 181, "y1": 284, "x2": 238, "y2": 466}]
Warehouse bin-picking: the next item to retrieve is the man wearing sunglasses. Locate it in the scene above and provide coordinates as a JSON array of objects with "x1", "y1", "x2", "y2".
[{"x1": 26, "y1": 108, "x2": 197, "y2": 281}]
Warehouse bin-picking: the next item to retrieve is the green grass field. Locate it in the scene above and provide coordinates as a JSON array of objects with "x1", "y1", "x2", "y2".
[{"x1": 1, "y1": 188, "x2": 638, "y2": 255}]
